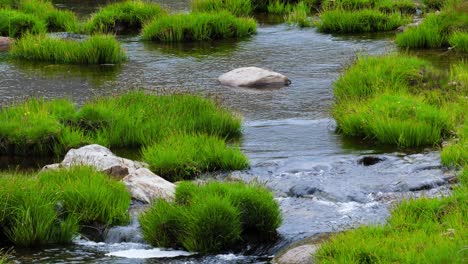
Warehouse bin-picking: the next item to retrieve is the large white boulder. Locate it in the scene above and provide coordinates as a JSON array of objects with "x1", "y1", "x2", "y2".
[
  {"x1": 218, "y1": 67, "x2": 291, "y2": 88},
  {"x1": 43, "y1": 144, "x2": 175, "y2": 203}
]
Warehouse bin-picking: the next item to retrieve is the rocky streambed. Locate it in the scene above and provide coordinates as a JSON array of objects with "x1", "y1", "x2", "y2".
[{"x1": 0, "y1": 1, "x2": 461, "y2": 263}]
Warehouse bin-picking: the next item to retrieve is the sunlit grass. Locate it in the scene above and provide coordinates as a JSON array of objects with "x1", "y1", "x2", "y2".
[
  {"x1": 191, "y1": 0, "x2": 253, "y2": 16},
  {"x1": 0, "y1": 9, "x2": 46, "y2": 37},
  {"x1": 140, "y1": 181, "x2": 281, "y2": 253},
  {"x1": 142, "y1": 134, "x2": 249, "y2": 181},
  {"x1": 84, "y1": 0, "x2": 166, "y2": 34},
  {"x1": 317, "y1": 9, "x2": 409, "y2": 33},
  {"x1": 142, "y1": 11, "x2": 257, "y2": 42},
  {"x1": 11, "y1": 34, "x2": 127, "y2": 64}
]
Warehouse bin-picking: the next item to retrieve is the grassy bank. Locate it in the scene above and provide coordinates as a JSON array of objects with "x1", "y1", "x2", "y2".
[
  {"x1": 84, "y1": 0, "x2": 166, "y2": 34},
  {"x1": 142, "y1": 11, "x2": 257, "y2": 42},
  {"x1": 331, "y1": 54, "x2": 467, "y2": 148},
  {"x1": 0, "y1": 91, "x2": 246, "y2": 180},
  {"x1": 140, "y1": 181, "x2": 282, "y2": 253},
  {"x1": 191, "y1": 0, "x2": 253, "y2": 17},
  {"x1": 0, "y1": 9, "x2": 46, "y2": 37},
  {"x1": 17, "y1": 0, "x2": 79, "y2": 32},
  {"x1": 395, "y1": 1, "x2": 468, "y2": 51},
  {"x1": 11, "y1": 34, "x2": 126, "y2": 64},
  {"x1": 142, "y1": 134, "x2": 249, "y2": 181},
  {"x1": 317, "y1": 9, "x2": 409, "y2": 33},
  {"x1": 0, "y1": 166, "x2": 130, "y2": 247},
  {"x1": 316, "y1": 166, "x2": 468, "y2": 263}
]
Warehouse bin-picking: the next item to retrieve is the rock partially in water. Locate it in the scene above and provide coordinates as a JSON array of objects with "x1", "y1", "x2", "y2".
[
  {"x1": 218, "y1": 67, "x2": 291, "y2": 88},
  {"x1": 275, "y1": 244, "x2": 318, "y2": 264},
  {"x1": 0, "y1": 36, "x2": 13, "y2": 51},
  {"x1": 357, "y1": 156, "x2": 385, "y2": 166},
  {"x1": 43, "y1": 144, "x2": 175, "y2": 203},
  {"x1": 123, "y1": 168, "x2": 175, "y2": 203}
]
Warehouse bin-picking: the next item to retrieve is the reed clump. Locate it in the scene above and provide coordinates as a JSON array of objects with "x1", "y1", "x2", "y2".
[
  {"x1": 140, "y1": 181, "x2": 281, "y2": 253},
  {"x1": 317, "y1": 9, "x2": 409, "y2": 33},
  {"x1": 141, "y1": 11, "x2": 257, "y2": 42},
  {"x1": 142, "y1": 134, "x2": 249, "y2": 181},
  {"x1": 0, "y1": 9, "x2": 46, "y2": 37},
  {"x1": 10, "y1": 34, "x2": 127, "y2": 64},
  {"x1": 191, "y1": 0, "x2": 253, "y2": 16},
  {"x1": 332, "y1": 54, "x2": 466, "y2": 148},
  {"x1": 84, "y1": 0, "x2": 166, "y2": 34},
  {"x1": 395, "y1": 2, "x2": 467, "y2": 50},
  {"x1": 0, "y1": 166, "x2": 130, "y2": 247},
  {"x1": 17, "y1": 0, "x2": 79, "y2": 32}
]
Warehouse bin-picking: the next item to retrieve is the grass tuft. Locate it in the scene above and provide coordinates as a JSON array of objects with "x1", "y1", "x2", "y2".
[
  {"x1": 286, "y1": 1, "x2": 312, "y2": 27},
  {"x1": 334, "y1": 93, "x2": 452, "y2": 147},
  {"x1": 317, "y1": 9, "x2": 409, "y2": 33},
  {"x1": 333, "y1": 54, "x2": 433, "y2": 102},
  {"x1": 0, "y1": 9, "x2": 46, "y2": 37},
  {"x1": 141, "y1": 11, "x2": 257, "y2": 42},
  {"x1": 449, "y1": 32, "x2": 468, "y2": 53},
  {"x1": 85, "y1": 0, "x2": 166, "y2": 34},
  {"x1": 191, "y1": 0, "x2": 253, "y2": 16},
  {"x1": 140, "y1": 181, "x2": 281, "y2": 253},
  {"x1": 18, "y1": 0, "x2": 79, "y2": 32},
  {"x1": 38, "y1": 166, "x2": 131, "y2": 225},
  {"x1": 0, "y1": 175, "x2": 79, "y2": 247},
  {"x1": 11, "y1": 34, "x2": 126, "y2": 64},
  {"x1": 395, "y1": 8, "x2": 467, "y2": 49},
  {"x1": 142, "y1": 134, "x2": 249, "y2": 181}
]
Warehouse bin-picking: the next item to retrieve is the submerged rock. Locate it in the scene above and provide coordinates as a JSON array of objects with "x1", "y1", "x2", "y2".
[
  {"x1": 218, "y1": 67, "x2": 291, "y2": 88},
  {"x1": 43, "y1": 144, "x2": 175, "y2": 203},
  {"x1": 0, "y1": 37, "x2": 13, "y2": 51}
]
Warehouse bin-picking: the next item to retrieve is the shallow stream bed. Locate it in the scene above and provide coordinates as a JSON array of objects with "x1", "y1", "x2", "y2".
[{"x1": 0, "y1": 0, "x2": 460, "y2": 263}]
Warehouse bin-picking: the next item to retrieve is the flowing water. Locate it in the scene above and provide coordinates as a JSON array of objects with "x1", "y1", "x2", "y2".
[{"x1": 0, "y1": 0, "x2": 460, "y2": 263}]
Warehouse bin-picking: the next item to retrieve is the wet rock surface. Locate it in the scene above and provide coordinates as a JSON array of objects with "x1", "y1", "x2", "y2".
[{"x1": 43, "y1": 144, "x2": 175, "y2": 203}]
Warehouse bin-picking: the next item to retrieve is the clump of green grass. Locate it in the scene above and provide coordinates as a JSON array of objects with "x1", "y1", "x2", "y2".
[
  {"x1": 315, "y1": 166, "x2": 468, "y2": 263},
  {"x1": 140, "y1": 181, "x2": 281, "y2": 253},
  {"x1": 333, "y1": 54, "x2": 434, "y2": 102},
  {"x1": 286, "y1": 1, "x2": 312, "y2": 27},
  {"x1": 421, "y1": 0, "x2": 445, "y2": 10},
  {"x1": 141, "y1": 11, "x2": 257, "y2": 42},
  {"x1": 376, "y1": 0, "x2": 416, "y2": 14},
  {"x1": 76, "y1": 91, "x2": 242, "y2": 147},
  {"x1": 267, "y1": 0, "x2": 293, "y2": 14},
  {"x1": 139, "y1": 199, "x2": 188, "y2": 248},
  {"x1": 38, "y1": 166, "x2": 131, "y2": 225},
  {"x1": 0, "y1": 166, "x2": 131, "y2": 247},
  {"x1": 85, "y1": 0, "x2": 166, "y2": 34},
  {"x1": 142, "y1": 134, "x2": 249, "y2": 181},
  {"x1": 449, "y1": 32, "x2": 468, "y2": 52},
  {"x1": 317, "y1": 9, "x2": 409, "y2": 33},
  {"x1": 18, "y1": 0, "x2": 79, "y2": 32},
  {"x1": 11, "y1": 34, "x2": 126, "y2": 64},
  {"x1": 0, "y1": 9, "x2": 46, "y2": 37},
  {"x1": 0, "y1": 175, "x2": 79, "y2": 247},
  {"x1": 0, "y1": 91, "x2": 243, "y2": 162},
  {"x1": 334, "y1": 93, "x2": 452, "y2": 147},
  {"x1": 191, "y1": 0, "x2": 253, "y2": 16},
  {"x1": 0, "y1": 98, "x2": 77, "y2": 155},
  {"x1": 395, "y1": 10, "x2": 467, "y2": 49}
]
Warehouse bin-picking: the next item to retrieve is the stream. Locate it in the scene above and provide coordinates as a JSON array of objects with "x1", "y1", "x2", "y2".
[{"x1": 0, "y1": 0, "x2": 459, "y2": 263}]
